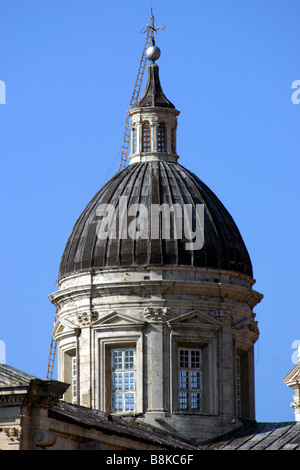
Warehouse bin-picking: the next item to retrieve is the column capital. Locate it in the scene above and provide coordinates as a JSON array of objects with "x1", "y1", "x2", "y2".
[
  {"x1": 144, "y1": 307, "x2": 169, "y2": 322},
  {"x1": 23, "y1": 379, "x2": 69, "y2": 408}
]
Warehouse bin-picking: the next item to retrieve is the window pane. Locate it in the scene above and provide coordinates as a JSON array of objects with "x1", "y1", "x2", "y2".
[
  {"x1": 113, "y1": 372, "x2": 123, "y2": 391},
  {"x1": 124, "y1": 350, "x2": 135, "y2": 369},
  {"x1": 125, "y1": 393, "x2": 135, "y2": 411},
  {"x1": 72, "y1": 356, "x2": 77, "y2": 404},
  {"x1": 179, "y1": 350, "x2": 189, "y2": 368},
  {"x1": 125, "y1": 371, "x2": 135, "y2": 390},
  {"x1": 114, "y1": 394, "x2": 123, "y2": 412},
  {"x1": 142, "y1": 121, "x2": 151, "y2": 151},
  {"x1": 191, "y1": 392, "x2": 201, "y2": 411},
  {"x1": 112, "y1": 350, "x2": 122, "y2": 369},
  {"x1": 171, "y1": 127, "x2": 176, "y2": 153},
  {"x1": 179, "y1": 392, "x2": 188, "y2": 410},
  {"x1": 236, "y1": 356, "x2": 241, "y2": 416},
  {"x1": 190, "y1": 371, "x2": 201, "y2": 389},
  {"x1": 191, "y1": 350, "x2": 200, "y2": 369},
  {"x1": 179, "y1": 371, "x2": 189, "y2": 389},
  {"x1": 157, "y1": 123, "x2": 166, "y2": 152}
]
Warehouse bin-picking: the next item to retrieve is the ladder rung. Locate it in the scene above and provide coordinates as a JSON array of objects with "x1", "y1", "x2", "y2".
[{"x1": 117, "y1": 29, "x2": 153, "y2": 173}]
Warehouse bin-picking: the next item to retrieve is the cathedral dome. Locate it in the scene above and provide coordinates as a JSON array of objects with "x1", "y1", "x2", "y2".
[
  {"x1": 51, "y1": 17, "x2": 262, "y2": 440},
  {"x1": 59, "y1": 37, "x2": 253, "y2": 281},
  {"x1": 59, "y1": 160, "x2": 253, "y2": 279}
]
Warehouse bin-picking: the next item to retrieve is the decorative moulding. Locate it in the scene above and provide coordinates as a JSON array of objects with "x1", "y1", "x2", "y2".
[
  {"x1": 167, "y1": 310, "x2": 221, "y2": 331},
  {"x1": 92, "y1": 311, "x2": 145, "y2": 330}
]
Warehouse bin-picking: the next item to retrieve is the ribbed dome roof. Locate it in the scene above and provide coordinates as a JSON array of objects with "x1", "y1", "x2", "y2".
[{"x1": 59, "y1": 161, "x2": 253, "y2": 279}]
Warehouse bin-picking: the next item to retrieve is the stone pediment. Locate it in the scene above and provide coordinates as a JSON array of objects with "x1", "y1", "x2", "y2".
[
  {"x1": 233, "y1": 318, "x2": 259, "y2": 336},
  {"x1": 93, "y1": 311, "x2": 145, "y2": 329},
  {"x1": 283, "y1": 360, "x2": 300, "y2": 387},
  {"x1": 53, "y1": 317, "x2": 76, "y2": 336},
  {"x1": 167, "y1": 310, "x2": 221, "y2": 331},
  {"x1": 55, "y1": 324, "x2": 65, "y2": 335}
]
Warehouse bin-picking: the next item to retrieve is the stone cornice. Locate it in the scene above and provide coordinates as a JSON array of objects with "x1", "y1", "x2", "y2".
[
  {"x1": 50, "y1": 279, "x2": 263, "y2": 310},
  {"x1": 56, "y1": 266, "x2": 256, "y2": 287}
]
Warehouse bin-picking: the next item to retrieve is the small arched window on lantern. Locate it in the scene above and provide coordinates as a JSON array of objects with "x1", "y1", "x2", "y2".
[
  {"x1": 171, "y1": 127, "x2": 176, "y2": 154},
  {"x1": 157, "y1": 122, "x2": 166, "y2": 152},
  {"x1": 142, "y1": 121, "x2": 151, "y2": 152}
]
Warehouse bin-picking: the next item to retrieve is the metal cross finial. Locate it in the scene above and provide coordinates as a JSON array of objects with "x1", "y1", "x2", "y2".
[{"x1": 140, "y1": 6, "x2": 166, "y2": 42}]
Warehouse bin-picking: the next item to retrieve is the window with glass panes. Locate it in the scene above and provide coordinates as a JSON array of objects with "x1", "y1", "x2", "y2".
[
  {"x1": 178, "y1": 348, "x2": 202, "y2": 412},
  {"x1": 72, "y1": 355, "x2": 77, "y2": 404},
  {"x1": 236, "y1": 356, "x2": 241, "y2": 416},
  {"x1": 157, "y1": 122, "x2": 166, "y2": 152},
  {"x1": 171, "y1": 127, "x2": 176, "y2": 153},
  {"x1": 142, "y1": 121, "x2": 151, "y2": 152},
  {"x1": 111, "y1": 348, "x2": 136, "y2": 413}
]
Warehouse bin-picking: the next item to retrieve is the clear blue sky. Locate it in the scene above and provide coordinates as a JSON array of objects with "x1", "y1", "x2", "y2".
[{"x1": 0, "y1": 0, "x2": 299, "y2": 423}]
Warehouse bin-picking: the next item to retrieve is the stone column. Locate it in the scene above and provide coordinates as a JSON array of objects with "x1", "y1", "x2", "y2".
[
  {"x1": 292, "y1": 387, "x2": 300, "y2": 421},
  {"x1": 152, "y1": 122, "x2": 158, "y2": 153},
  {"x1": 144, "y1": 308, "x2": 168, "y2": 416}
]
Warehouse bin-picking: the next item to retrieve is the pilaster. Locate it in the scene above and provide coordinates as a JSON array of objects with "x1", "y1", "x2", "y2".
[
  {"x1": 291, "y1": 388, "x2": 300, "y2": 421},
  {"x1": 217, "y1": 310, "x2": 235, "y2": 418},
  {"x1": 144, "y1": 308, "x2": 169, "y2": 414}
]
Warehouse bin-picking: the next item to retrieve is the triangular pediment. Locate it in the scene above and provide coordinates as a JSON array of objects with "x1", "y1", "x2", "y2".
[
  {"x1": 233, "y1": 318, "x2": 259, "y2": 336},
  {"x1": 53, "y1": 318, "x2": 75, "y2": 336},
  {"x1": 55, "y1": 323, "x2": 65, "y2": 335},
  {"x1": 283, "y1": 360, "x2": 300, "y2": 386},
  {"x1": 167, "y1": 310, "x2": 221, "y2": 330},
  {"x1": 93, "y1": 311, "x2": 145, "y2": 329},
  {"x1": 248, "y1": 321, "x2": 259, "y2": 335}
]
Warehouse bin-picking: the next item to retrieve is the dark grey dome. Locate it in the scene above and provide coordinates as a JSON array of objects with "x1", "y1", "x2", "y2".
[{"x1": 59, "y1": 161, "x2": 253, "y2": 279}]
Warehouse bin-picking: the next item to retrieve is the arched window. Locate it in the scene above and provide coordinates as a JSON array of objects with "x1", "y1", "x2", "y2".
[
  {"x1": 171, "y1": 127, "x2": 176, "y2": 153},
  {"x1": 142, "y1": 121, "x2": 151, "y2": 152},
  {"x1": 157, "y1": 122, "x2": 166, "y2": 152}
]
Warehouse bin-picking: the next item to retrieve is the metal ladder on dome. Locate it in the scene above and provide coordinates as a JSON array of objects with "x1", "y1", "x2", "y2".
[
  {"x1": 45, "y1": 28, "x2": 151, "y2": 375},
  {"x1": 46, "y1": 309, "x2": 58, "y2": 380},
  {"x1": 116, "y1": 28, "x2": 153, "y2": 173},
  {"x1": 45, "y1": 15, "x2": 164, "y2": 380}
]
